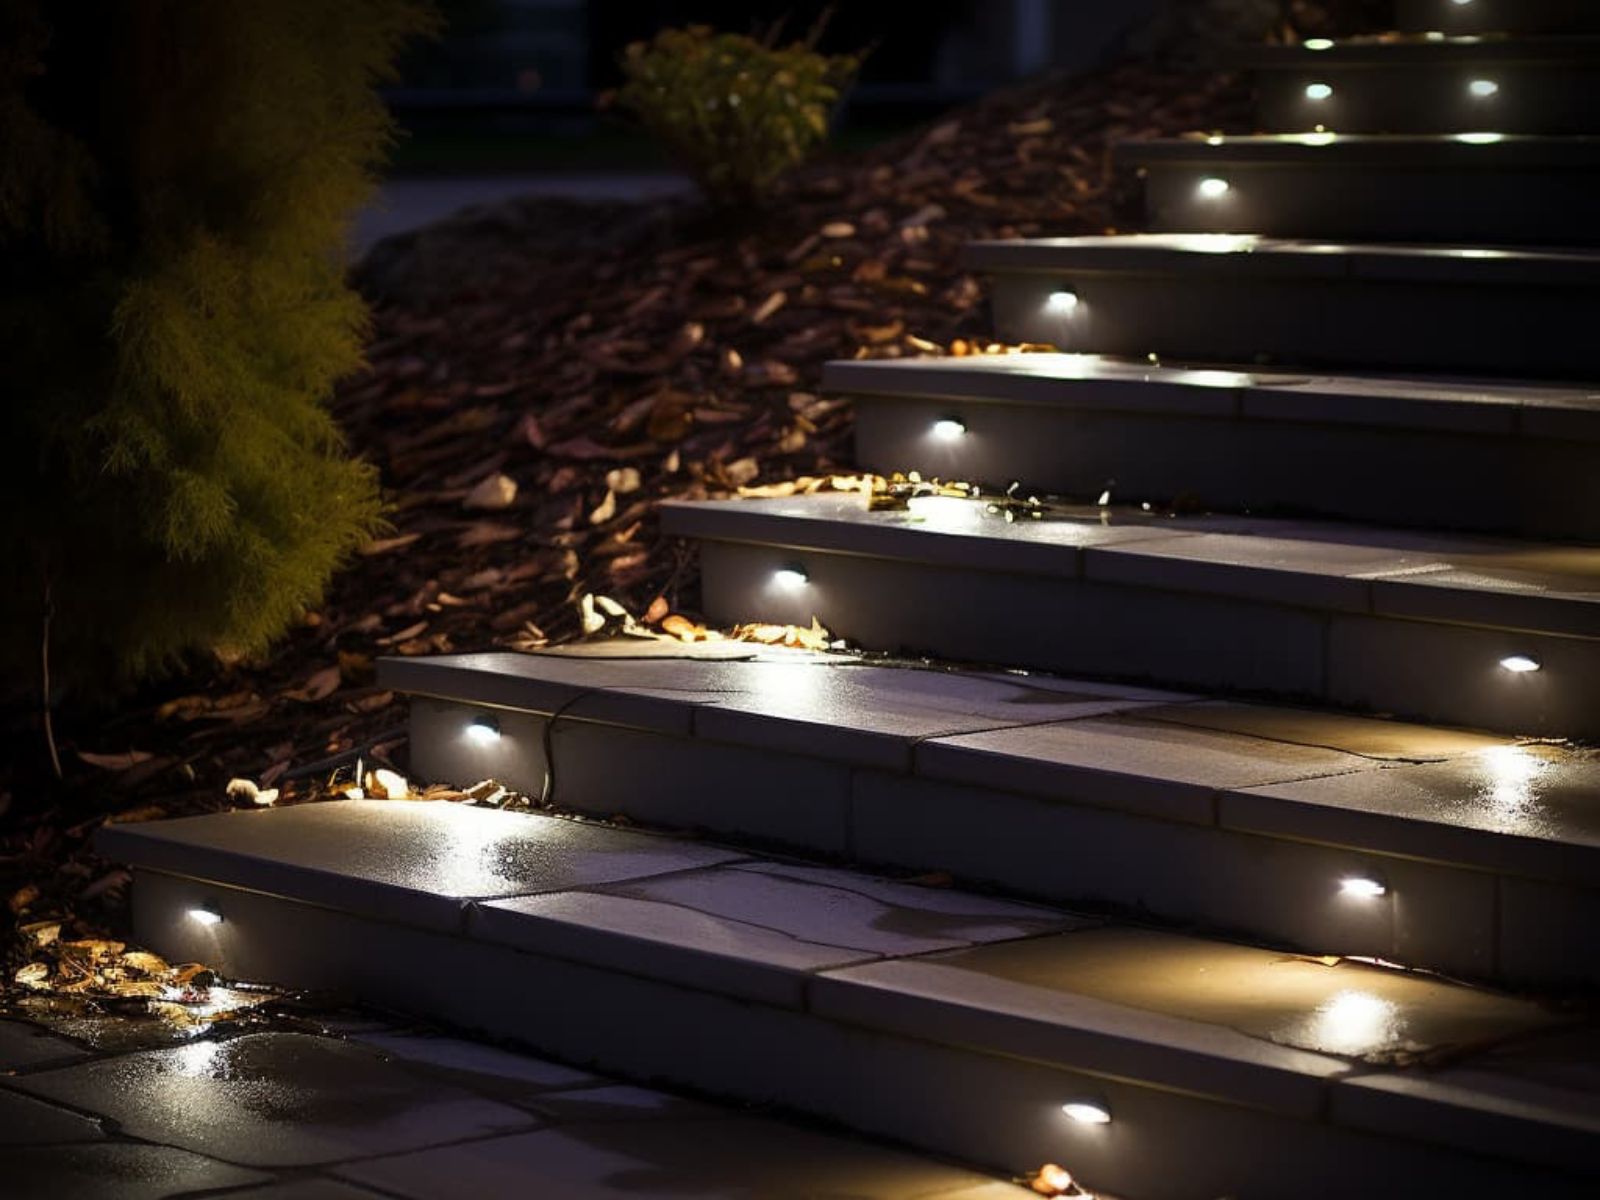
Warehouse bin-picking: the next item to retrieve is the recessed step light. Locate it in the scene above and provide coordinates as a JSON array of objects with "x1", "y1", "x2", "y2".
[
  {"x1": 1197, "y1": 176, "x2": 1232, "y2": 198},
  {"x1": 931, "y1": 417, "x2": 967, "y2": 440},
  {"x1": 773, "y1": 564, "x2": 810, "y2": 588},
  {"x1": 1469, "y1": 79, "x2": 1500, "y2": 98},
  {"x1": 1499, "y1": 654, "x2": 1541, "y2": 673},
  {"x1": 1340, "y1": 876, "x2": 1388, "y2": 900},
  {"x1": 465, "y1": 715, "x2": 503, "y2": 745},
  {"x1": 188, "y1": 904, "x2": 224, "y2": 926},
  {"x1": 1062, "y1": 1100, "x2": 1112, "y2": 1125},
  {"x1": 1305, "y1": 82, "x2": 1334, "y2": 100},
  {"x1": 1045, "y1": 289, "x2": 1080, "y2": 315}
]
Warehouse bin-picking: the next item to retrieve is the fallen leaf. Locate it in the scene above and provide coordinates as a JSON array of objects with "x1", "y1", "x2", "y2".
[
  {"x1": 605, "y1": 467, "x2": 642, "y2": 495},
  {"x1": 360, "y1": 532, "x2": 422, "y2": 557},
  {"x1": 15, "y1": 963, "x2": 49, "y2": 989},
  {"x1": 286, "y1": 665, "x2": 341, "y2": 703},
  {"x1": 589, "y1": 489, "x2": 617, "y2": 525},
  {"x1": 465, "y1": 472, "x2": 518, "y2": 510}
]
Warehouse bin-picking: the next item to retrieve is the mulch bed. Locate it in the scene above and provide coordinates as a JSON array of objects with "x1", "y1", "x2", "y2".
[{"x1": 1, "y1": 54, "x2": 1253, "y2": 992}]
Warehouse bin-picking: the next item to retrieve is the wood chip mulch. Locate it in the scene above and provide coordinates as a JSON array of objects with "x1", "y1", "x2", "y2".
[{"x1": 1, "y1": 55, "x2": 1251, "y2": 986}]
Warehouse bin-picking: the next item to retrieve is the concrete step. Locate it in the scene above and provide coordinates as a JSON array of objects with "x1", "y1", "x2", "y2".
[
  {"x1": 98, "y1": 799, "x2": 1600, "y2": 1200},
  {"x1": 1119, "y1": 134, "x2": 1600, "y2": 245},
  {"x1": 374, "y1": 644, "x2": 1600, "y2": 990},
  {"x1": 967, "y1": 234, "x2": 1600, "y2": 377},
  {"x1": 1399, "y1": 0, "x2": 1600, "y2": 37},
  {"x1": 662, "y1": 495, "x2": 1600, "y2": 739},
  {"x1": 829, "y1": 353, "x2": 1600, "y2": 541},
  {"x1": 1244, "y1": 34, "x2": 1600, "y2": 134}
]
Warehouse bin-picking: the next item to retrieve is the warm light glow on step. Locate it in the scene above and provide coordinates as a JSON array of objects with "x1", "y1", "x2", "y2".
[
  {"x1": 465, "y1": 715, "x2": 502, "y2": 745},
  {"x1": 1062, "y1": 1100, "x2": 1112, "y2": 1125},
  {"x1": 1304, "y1": 38, "x2": 1333, "y2": 50},
  {"x1": 188, "y1": 905, "x2": 224, "y2": 926},
  {"x1": 1197, "y1": 176, "x2": 1231, "y2": 199},
  {"x1": 773, "y1": 564, "x2": 810, "y2": 588},
  {"x1": 1469, "y1": 79, "x2": 1500, "y2": 98},
  {"x1": 1499, "y1": 654, "x2": 1540, "y2": 673},
  {"x1": 1304, "y1": 82, "x2": 1334, "y2": 100},
  {"x1": 1340, "y1": 876, "x2": 1387, "y2": 899},
  {"x1": 1046, "y1": 290, "x2": 1081, "y2": 315},
  {"x1": 931, "y1": 417, "x2": 967, "y2": 440},
  {"x1": 1306, "y1": 989, "x2": 1401, "y2": 1057}
]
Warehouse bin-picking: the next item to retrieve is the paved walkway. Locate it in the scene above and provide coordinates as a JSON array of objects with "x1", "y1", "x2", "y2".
[
  {"x1": 349, "y1": 173, "x2": 690, "y2": 256},
  {"x1": 0, "y1": 1014, "x2": 1030, "y2": 1199}
]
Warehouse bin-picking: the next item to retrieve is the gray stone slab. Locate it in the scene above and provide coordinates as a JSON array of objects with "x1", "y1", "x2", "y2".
[
  {"x1": 338, "y1": 1116, "x2": 1028, "y2": 1200},
  {"x1": 0, "y1": 1086, "x2": 103, "y2": 1144},
  {"x1": 1137, "y1": 701, "x2": 1508, "y2": 760},
  {"x1": 1333, "y1": 1027, "x2": 1600, "y2": 1175},
  {"x1": 13, "y1": 1033, "x2": 536, "y2": 1169},
  {"x1": 693, "y1": 660, "x2": 1180, "y2": 770},
  {"x1": 526, "y1": 1083, "x2": 723, "y2": 1124},
  {"x1": 815, "y1": 928, "x2": 1558, "y2": 1114},
  {"x1": 352, "y1": 1031, "x2": 604, "y2": 1097},
  {"x1": 917, "y1": 715, "x2": 1383, "y2": 824},
  {"x1": 227, "y1": 1181, "x2": 391, "y2": 1200},
  {"x1": 1088, "y1": 531, "x2": 1451, "y2": 611},
  {"x1": 1227, "y1": 746, "x2": 1600, "y2": 883},
  {"x1": 0, "y1": 1143, "x2": 266, "y2": 1200},
  {"x1": 472, "y1": 862, "x2": 1075, "y2": 1009},
  {"x1": 0, "y1": 1018, "x2": 87, "y2": 1071},
  {"x1": 662, "y1": 493, "x2": 1178, "y2": 579},
  {"x1": 812, "y1": 951, "x2": 1351, "y2": 1119},
  {"x1": 95, "y1": 801, "x2": 745, "y2": 932}
]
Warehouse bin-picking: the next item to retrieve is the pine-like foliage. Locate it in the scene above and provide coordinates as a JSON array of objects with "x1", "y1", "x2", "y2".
[{"x1": 0, "y1": 1, "x2": 432, "y2": 692}]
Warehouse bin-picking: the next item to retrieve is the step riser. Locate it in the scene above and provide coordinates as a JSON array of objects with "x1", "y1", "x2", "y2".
[
  {"x1": 401, "y1": 696, "x2": 1600, "y2": 991},
  {"x1": 1255, "y1": 66, "x2": 1600, "y2": 135},
  {"x1": 853, "y1": 394, "x2": 1600, "y2": 541},
  {"x1": 696, "y1": 539, "x2": 1600, "y2": 739},
  {"x1": 128, "y1": 869, "x2": 1593, "y2": 1200},
  {"x1": 1399, "y1": 0, "x2": 1600, "y2": 35},
  {"x1": 1138, "y1": 160, "x2": 1600, "y2": 245},
  {"x1": 988, "y1": 271, "x2": 1596, "y2": 377}
]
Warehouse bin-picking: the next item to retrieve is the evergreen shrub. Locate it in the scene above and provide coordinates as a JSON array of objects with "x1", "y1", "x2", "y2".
[
  {"x1": 0, "y1": 1, "x2": 432, "y2": 693},
  {"x1": 611, "y1": 24, "x2": 861, "y2": 205}
]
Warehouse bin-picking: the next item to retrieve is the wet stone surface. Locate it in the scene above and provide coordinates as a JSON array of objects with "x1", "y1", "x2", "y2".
[{"x1": 0, "y1": 1018, "x2": 1033, "y2": 1198}]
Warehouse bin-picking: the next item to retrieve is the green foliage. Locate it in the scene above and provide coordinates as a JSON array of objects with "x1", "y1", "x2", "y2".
[
  {"x1": 0, "y1": 0, "x2": 433, "y2": 692},
  {"x1": 612, "y1": 25, "x2": 860, "y2": 205}
]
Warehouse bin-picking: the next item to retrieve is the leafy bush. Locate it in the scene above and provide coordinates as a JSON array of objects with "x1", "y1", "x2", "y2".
[
  {"x1": 611, "y1": 25, "x2": 861, "y2": 205},
  {"x1": 0, "y1": 0, "x2": 433, "y2": 695}
]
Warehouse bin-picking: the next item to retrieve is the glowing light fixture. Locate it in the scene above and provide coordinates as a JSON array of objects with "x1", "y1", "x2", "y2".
[
  {"x1": 188, "y1": 905, "x2": 224, "y2": 926},
  {"x1": 1299, "y1": 131, "x2": 1338, "y2": 146},
  {"x1": 773, "y1": 564, "x2": 810, "y2": 588},
  {"x1": 1062, "y1": 1100, "x2": 1112, "y2": 1125},
  {"x1": 1499, "y1": 654, "x2": 1541, "y2": 673},
  {"x1": 1304, "y1": 38, "x2": 1333, "y2": 50},
  {"x1": 931, "y1": 417, "x2": 967, "y2": 440},
  {"x1": 1451, "y1": 0, "x2": 1473, "y2": 6},
  {"x1": 1304, "y1": 82, "x2": 1334, "y2": 101},
  {"x1": 1456, "y1": 131, "x2": 1504, "y2": 144},
  {"x1": 1469, "y1": 79, "x2": 1500, "y2": 98},
  {"x1": 465, "y1": 715, "x2": 502, "y2": 745},
  {"x1": 1340, "y1": 876, "x2": 1387, "y2": 899},
  {"x1": 1046, "y1": 289, "x2": 1081, "y2": 315},
  {"x1": 1197, "y1": 176, "x2": 1231, "y2": 199}
]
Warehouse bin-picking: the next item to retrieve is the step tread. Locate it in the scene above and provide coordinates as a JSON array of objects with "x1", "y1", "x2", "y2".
[
  {"x1": 375, "y1": 645, "x2": 1600, "y2": 884},
  {"x1": 98, "y1": 800, "x2": 1599, "y2": 1166},
  {"x1": 822, "y1": 353, "x2": 1600, "y2": 440},
  {"x1": 1241, "y1": 32, "x2": 1600, "y2": 66},
  {"x1": 965, "y1": 233, "x2": 1600, "y2": 286},
  {"x1": 1119, "y1": 132, "x2": 1600, "y2": 167},
  {"x1": 662, "y1": 495, "x2": 1600, "y2": 638}
]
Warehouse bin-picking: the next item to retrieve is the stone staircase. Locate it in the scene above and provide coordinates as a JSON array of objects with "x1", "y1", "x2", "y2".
[{"x1": 99, "y1": 5, "x2": 1600, "y2": 1198}]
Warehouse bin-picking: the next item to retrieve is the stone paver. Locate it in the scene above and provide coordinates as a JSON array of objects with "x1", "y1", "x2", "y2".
[
  {"x1": 693, "y1": 660, "x2": 1183, "y2": 769},
  {"x1": 354, "y1": 1030, "x2": 603, "y2": 1098},
  {"x1": 95, "y1": 801, "x2": 746, "y2": 931},
  {"x1": 1, "y1": 1143, "x2": 266, "y2": 1200},
  {"x1": 0, "y1": 1017, "x2": 87, "y2": 1070},
  {"x1": 475, "y1": 861, "x2": 1082, "y2": 1008},
  {"x1": 1231, "y1": 744, "x2": 1600, "y2": 879},
  {"x1": 883, "y1": 928, "x2": 1561, "y2": 1062},
  {"x1": 1138, "y1": 701, "x2": 1507, "y2": 760},
  {"x1": 12, "y1": 1032, "x2": 536, "y2": 1168},
  {"x1": 338, "y1": 1116, "x2": 1030, "y2": 1200},
  {"x1": 917, "y1": 714, "x2": 1385, "y2": 823},
  {"x1": 0, "y1": 1018, "x2": 1033, "y2": 1197},
  {"x1": 0, "y1": 1087, "x2": 103, "y2": 1144}
]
